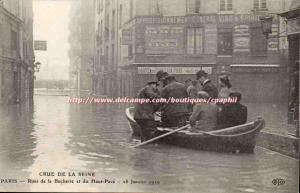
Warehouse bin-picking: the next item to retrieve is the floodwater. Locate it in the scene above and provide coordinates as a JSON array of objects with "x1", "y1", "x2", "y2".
[{"x1": 0, "y1": 95, "x2": 298, "y2": 193}]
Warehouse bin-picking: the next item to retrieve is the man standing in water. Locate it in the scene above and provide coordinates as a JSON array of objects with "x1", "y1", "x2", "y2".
[
  {"x1": 161, "y1": 75, "x2": 189, "y2": 127},
  {"x1": 134, "y1": 81, "x2": 160, "y2": 141}
]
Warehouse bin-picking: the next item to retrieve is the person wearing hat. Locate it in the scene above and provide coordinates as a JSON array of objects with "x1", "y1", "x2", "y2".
[
  {"x1": 217, "y1": 92, "x2": 247, "y2": 129},
  {"x1": 196, "y1": 70, "x2": 218, "y2": 98},
  {"x1": 219, "y1": 75, "x2": 232, "y2": 99},
  {"x1": 160, "y1": 75, "x2": 189, "y2": 127},
  {"x1": 134, "y1": 81, "x2": 160, "y2": 141},
  {"x1": 156, "y1": 70, "x2": 169, "y2": 94}
]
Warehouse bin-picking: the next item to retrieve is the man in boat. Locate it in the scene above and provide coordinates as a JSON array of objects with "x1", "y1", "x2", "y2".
[
  {"x1": 187, "y1": 80, "x2": 199, "y2": 112},
  {"x1": 196, "y1": 70, "x2": 218, "y2": 98},
  {"x1": 189, "y1": 91, "x2": 219, "y2": 132},
  {"x1": 217, "y1": 92, "x2": 248, "y2": 129},
  {"x1": 156, "y1": 71, "x2": 169, "y2": 94},
  {"x1": 184, "y1": 79, "x2": 192, "y2": 88},
  {"x1": 161, "y1": 75, "x2": 190, "y2": 127},
  {"x1": 134, "y1": 81, "x2": 160, "y2": 141}
]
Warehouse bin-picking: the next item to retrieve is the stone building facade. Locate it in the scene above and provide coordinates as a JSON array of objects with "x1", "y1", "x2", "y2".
[
  {"x1": 0, "y1": 0, "x2": 34, "y2": 105},
  {"x1": 93, "y1": 0, "x2": 294, "y2": 102},
  {"x1": 69, "y1": 0, "x2": 95, "y2": 92}
]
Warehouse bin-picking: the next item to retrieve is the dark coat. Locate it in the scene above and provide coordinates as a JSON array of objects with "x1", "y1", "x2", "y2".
[
  {"x1": 202, "y1": 80, "x2": 218, "y2": 98},
  {"x1": 189, "y1": 103, "x2": 218, "y2": 131},
  {"x1": 217, "y1": 103, "x2": 248, "y2": 129},
  {"x1": 161, "y1": 81, "x2": 189, "y2": 118},
  {"x1": 133, "y1": 85, "x2": 160, "y2": 120}
]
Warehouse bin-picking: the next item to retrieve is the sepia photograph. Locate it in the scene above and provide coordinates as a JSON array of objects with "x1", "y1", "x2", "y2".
[{"x1": 0, "y1": 0, "x2": 299, "y2": 192}]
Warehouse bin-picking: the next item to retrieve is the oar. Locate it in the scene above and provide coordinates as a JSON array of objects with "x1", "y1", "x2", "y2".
[{"x1": 131, "y1": 124, "x2": 190, "y2": 148}]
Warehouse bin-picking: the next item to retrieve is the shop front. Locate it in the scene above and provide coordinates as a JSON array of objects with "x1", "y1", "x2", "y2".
[{"x1": 279, "y1": 6, "x2": 299, "y2": 137}]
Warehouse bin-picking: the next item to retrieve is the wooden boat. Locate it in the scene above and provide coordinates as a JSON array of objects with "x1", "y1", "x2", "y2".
[{"x1": 126, "y1": 107, "x2": 265, "y2": 153}]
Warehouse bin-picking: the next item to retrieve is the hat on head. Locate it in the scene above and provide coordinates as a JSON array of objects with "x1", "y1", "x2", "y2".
[
  {"x1": 196, "y1": 70, "x2": 208, "y2": 80},
  {"x1": 156, "y1": 70, "x2": 165, "y2": 79},
  {"x1": 146, "y1": 81, "x2": 159, "y2": 86},
  {"x1": 165, "y1": 75, "x2": 176, "y2": 81},
  {"x1": 197, "y1": 91, "x2": 209, "y2": 99},
  {"x1": 229, "y1": 92, "x2": 242, "y2": 102}
]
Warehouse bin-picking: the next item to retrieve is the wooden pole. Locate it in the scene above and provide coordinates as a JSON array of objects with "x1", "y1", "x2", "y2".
[{"x1": 131, "y1": 124, "x2": 190, "y2": 148}]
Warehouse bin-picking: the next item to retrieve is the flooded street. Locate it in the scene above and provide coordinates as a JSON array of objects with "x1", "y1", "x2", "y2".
[{"x1": 0, "y1": 95, "x2": 298, "y2": 193}]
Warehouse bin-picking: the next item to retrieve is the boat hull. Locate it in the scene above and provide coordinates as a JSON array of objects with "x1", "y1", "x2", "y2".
[{"x1": 126, "y1": 107, "x2": 265, "y2": 153}]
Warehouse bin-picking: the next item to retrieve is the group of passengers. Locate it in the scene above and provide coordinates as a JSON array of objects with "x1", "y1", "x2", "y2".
[{"x1": 133, "y1": 70, "x2": 248, "y2": 141}]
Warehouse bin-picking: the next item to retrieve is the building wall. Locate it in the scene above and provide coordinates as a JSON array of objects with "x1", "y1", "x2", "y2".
[
  {"x1": 69, "y1": 0, "x2": 95, "y2": 92},
  {"x1": 0, "y1": 0, "x2": 34, "y2": 105},
  {"x1": 92, "y1": 0, "x2": 293, "y2": 102}
]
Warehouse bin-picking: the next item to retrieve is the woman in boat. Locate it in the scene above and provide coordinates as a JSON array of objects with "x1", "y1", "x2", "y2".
[
  {"x1": 189, "y1": 91, "x2": 218, "y2": 132},
  {"x1": 218, "y1": 75, "x2": 232, "y2": 99},
  {"x1": 217, "y1": 92, "x2": 248, "y2": 129}
]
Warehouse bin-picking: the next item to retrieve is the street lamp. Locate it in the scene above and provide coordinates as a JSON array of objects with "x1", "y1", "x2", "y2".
[
  {"x1": 260, "y1": 16, "x2": 273, "y2": 39},
  {"x1": 34, "y1": 62, "x2": 41, "y2": 72}
]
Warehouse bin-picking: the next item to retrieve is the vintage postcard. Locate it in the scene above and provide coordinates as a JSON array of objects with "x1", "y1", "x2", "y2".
[{"x1": 0, "y1": 0, "x2": 299, "y2": 192}]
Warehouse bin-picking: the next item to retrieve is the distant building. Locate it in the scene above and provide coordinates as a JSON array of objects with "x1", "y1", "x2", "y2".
[
  {"x1": 0, "y1": 0, "x2": 34, "y2": 105},
  {"x1": 93, "y1": 0, "x2": 119, "y2": 96},
  {"x1": 69, "y1": 0, "x2": 95, "y2": 92}
]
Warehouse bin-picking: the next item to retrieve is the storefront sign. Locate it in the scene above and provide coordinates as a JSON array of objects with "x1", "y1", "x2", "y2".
[
  {"x1": 234, "y1": 25, "x2": 250, "y2": 52},
  {"x1": 268, "y1": 24, "x2": 279, "y2": 51},
  {"x1": 34, "y1": 40, "x2": 47, "y2": 51},
  {"x1": 137, "y1": 67, "x2": 212, "y2": 75},
  {"x1": 230, "y1": 64, "x2": 281, "y2": 73},
  {"x1": 286, "y1": 18, "x2": 300, "y2": 35},
  {"x1": 134, "y1": 14, "x2": 278, "y2": 25},
  {"x1": 145, "y1": 25, "x2": 184, "y2": 54}
]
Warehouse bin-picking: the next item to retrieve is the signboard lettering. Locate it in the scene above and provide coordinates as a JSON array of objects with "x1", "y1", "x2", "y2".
[
  {"x1": 137, "y1": 67, "x2": 212, "y2": 75},
  {"x1": 34, "y1": 40, "x2": 47, "y2": 51}
]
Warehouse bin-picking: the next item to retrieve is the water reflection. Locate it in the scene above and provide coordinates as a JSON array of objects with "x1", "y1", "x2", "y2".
[
  {"x1": 0, "y1": 101, "x2": 35, "y2": 191},
  {"x1": 0, "y1": 95, "x2": 298, "y2": 192}
]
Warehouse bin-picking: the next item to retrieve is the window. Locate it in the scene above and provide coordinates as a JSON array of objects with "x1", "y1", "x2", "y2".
[
  {"x1": 187, "y1": 28, "x2": 203, "y2": 55},
  {"x1": 11, "y1": 30, "x2": 18, "y2": 50},
  {"x1": 111, "y1": 44, "x2": 115, "y2": 66},
  {"x1": 105, "y1": 14, "x2": 109, "y2": 40},
  {"x1": 186, "y1": 0, "x2": 201, "y2": 14},
  {"x1": 130, "y1": 0, "x2": 133, "y2": 19},
  {"x1": 100, "y1": 20, "x2": 103, "y2": 34},
  {"x1": 97, "y1": 0, "x2": 103, "y2": 13},
  {"x1": 149, "y1": 0, "x2": 162, "y2": 15},
  {"x1": 97, "y1": 0, "x2": 100, "y2": 14},
  {"x1": 105, "y1": 46, "x2": 109, "y2": 69},
  {"x1": 119, "y1": 4, "x2": 123, "y2": 27},
  {"x1": 254, "y1": 0, "x2": 267, "y2": 10},
  {"x1": 220, "y1": 0, "x2": 232, "y2": 11},
  {"x1": 112, "y1": 10, "x2": 115, "y2": 39},
  {"x1": 250, "y1": 27, "x2": 267, "y2": 55},
  {"x1": 128, "y1": 45, "x2": 133, "y2": 58},
  {"x1": 218, "y1": 29, "x2": 233, "y2": 55}
]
